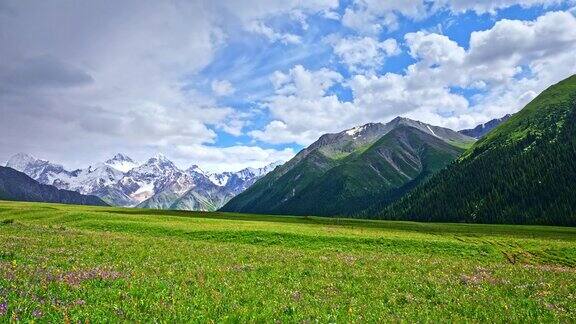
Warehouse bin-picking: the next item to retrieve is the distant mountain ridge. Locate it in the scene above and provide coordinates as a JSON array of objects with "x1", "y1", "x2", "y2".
[
  {"x1": 221, "y1": 117, "x2": 475, "y2": 216},
  {"x1": 459, "y1": 114, "x2": 512, "y2": 138},
  {"x1": 0, "y1": 166, "x2": 107, "y2": 206},
  {"x1": 5, "y1": 153, "x2": 281, "y2": 211}
]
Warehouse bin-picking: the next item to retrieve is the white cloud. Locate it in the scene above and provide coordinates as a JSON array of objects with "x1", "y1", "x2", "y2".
[
  {"x1": 341, "y1": 0, "x2": 573, "y2": 33},
  {"x1": 405, "y1": 32, "x2": 465, "y2": 66},
  {"x1": 173, "y1": 144, "x2": 295, "y2": 173},
  {"x1": 330, "y1": 36, "x2": 400, "y2": 73},
  {"x1": 341, "y1": 0, "x2": 429, "y2": 34},
  {"x1": 246, "y1": 20, "x2": 301, "y2": 44},
  {"x1": 251, "y1": 65, "x2": 358, "y2": 144},
  {"x1": 271, "y1": 65, "x2": 343, "y2": 98},
  {"x1": 211, "y1": 79, "x2": 236, "y2": 96},
  {"x1": 250, "y1": 9, "x2": 576, "y2": 145},
  {"x1": 434, "y1": 0, "x2": 569, "y2": 14},
  {"x1": 467, "y1": 11, "x2": 576, "y2": 65},
  {"x1": 403, "y1": 10, "x2": 576, "y2": 128},
  {"x1": 249, "y1": 120, "x2": 319, "y2": 145},
  {"x1": 0, "y1": 1, "x2": 234, "y2": 166},
  {"x1": 215, "y1": 0, "x2": 338, "y2": 23},
  {"x1": 0, "y1": 0, "x2": 339, "y2": 169},
  {"x1": 342, "y1": 8, "x2": 396, "y2": 34},
  {"x1": 212, "y1": 0, "x2": 339, "y2": 43}
]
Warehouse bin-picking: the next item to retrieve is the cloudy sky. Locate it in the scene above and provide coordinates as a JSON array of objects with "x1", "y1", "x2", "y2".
[{"x1": 1, "y1": 0, "x2": 575, "y2": 172}]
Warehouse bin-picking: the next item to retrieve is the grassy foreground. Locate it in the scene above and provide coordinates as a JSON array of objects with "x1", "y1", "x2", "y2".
[{"x1": 0, "y1": 201, "x2": 575, "y2": 322}]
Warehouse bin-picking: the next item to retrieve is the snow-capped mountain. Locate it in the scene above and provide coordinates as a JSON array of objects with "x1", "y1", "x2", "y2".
[
  {"x1": 67, "y1": 163, "x2": 125, "y2": 194},
  {"x1": 105, "y1": 153, "x2": 138, "y2": 172},
  {"x1": 208, "y1": 162, "x2": 283, "y2": 195},
  {"x1": 208, "y1": 162, "x2": 282, "y2": 187},
  {"x1": 187, "y1": 165, "x2": 206, "y2": 176},
  {"x1": 6, "y1": 153, "x2": 125, "y2": 196},
  {"x1": 138, "y1": 161, "x2": 283, "y2": 210},
  {"x1": 6, "y1": 153, "x2": 75, "y2": 189},
  {"x1": 6, "y1": 153, "x2": 39, "y2": 174},
  {"x1": 4, "y1": 153, "x2": 283, "y2": 211},
  {"x1": 118, "y1": 154, "x2": 181, "y2": 203}
]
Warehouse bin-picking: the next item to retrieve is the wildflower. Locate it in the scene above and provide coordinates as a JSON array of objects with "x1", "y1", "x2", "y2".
[
  {"x1": 0, "y1": 302, "x2": 7, "y2": 316},
  {"x1": 32, "y1": 309, "x2": 43, "y2": 318}
]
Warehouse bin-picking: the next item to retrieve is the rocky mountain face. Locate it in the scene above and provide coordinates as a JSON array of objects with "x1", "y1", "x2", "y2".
[
  {"x1": 0, "y1": 166, "x2": 107, "y2": 206},
  {"x1": 5, "y1": 153, "x2": 280, "y2": 211},
  {"x1": 221, "y1": 117, "x2": 475, "y2": 216},
  {"x1": 459, "y1": 114, "x2": 512, "y2": 138}
]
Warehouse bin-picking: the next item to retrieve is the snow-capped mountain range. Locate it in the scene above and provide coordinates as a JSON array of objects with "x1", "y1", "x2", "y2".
[{"x1": 4, "y1": 153, "x2": 282, "y2": 211}]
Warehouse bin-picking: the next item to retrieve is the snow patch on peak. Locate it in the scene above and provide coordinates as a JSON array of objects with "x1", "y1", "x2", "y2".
[
  {"x1": 6, "y1": 153, "x2": 38, "y2": 171},
  {"x1": 187, "y1": 165, "x2": 205, "y2": 175},
  {"x1": 209, "y1": 173, "x2": 229, "y2": 187},
  {"x1": 207, "y1": 160, "x2": 284, "y2": 187},
  {"x1": 105, "y1": 153, "x2": 137, "y2": 172},
  {"x1": 426, "y1": 125, "x2": 438, "y2": 137},
  {"x1": 153, "y1": 153, "x2": 168, "y2": 161},
  {"x1": 108, "y1": 153, "x2": 133, "y2": 162},
  {"x1": 345, "y1": 125, "x2": 367, "y2": 138}
]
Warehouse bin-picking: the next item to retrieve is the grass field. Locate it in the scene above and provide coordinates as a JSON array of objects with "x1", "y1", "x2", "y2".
[{"x1": 1, "y1": 200, "x2": 575, "y2": 322}]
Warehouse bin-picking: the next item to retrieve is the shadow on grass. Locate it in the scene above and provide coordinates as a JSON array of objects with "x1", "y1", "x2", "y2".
[{"x1": 98, "y1": 208, "x2": 576, "y2": 241}]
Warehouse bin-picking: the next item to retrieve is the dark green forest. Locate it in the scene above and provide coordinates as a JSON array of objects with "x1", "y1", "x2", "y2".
[{"x1": 381, "y1": 75, "x2": 576, "y2": 226}]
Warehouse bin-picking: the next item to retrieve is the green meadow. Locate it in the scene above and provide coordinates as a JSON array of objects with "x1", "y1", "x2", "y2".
[{"x1": 0, "y1": 200, "x2": 575, "y2": 322}]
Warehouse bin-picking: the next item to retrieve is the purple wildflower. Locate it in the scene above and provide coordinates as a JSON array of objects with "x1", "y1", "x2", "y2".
[
  {"x1": 0, "y1": 302, "x2": 7, "y2": 316},
  {"x1": 32, "y1": 309, "x2": 43, "y2": 318}
]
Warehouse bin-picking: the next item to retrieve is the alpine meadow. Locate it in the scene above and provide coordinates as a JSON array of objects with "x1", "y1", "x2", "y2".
[
  {"x1": 2, "y1": 201, "x2": 576, "y2": 322},
  {"x1": 1, "y1": 0, "x2": 576, "y2": 322}
]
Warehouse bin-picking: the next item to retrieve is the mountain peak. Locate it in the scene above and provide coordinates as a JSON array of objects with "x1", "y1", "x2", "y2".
[
  {"x1": 387, "y1": 116, "x2": 421, "y2": 127},
  {"x1": 10, "y1": 152, "x2": 36, "y2": 160},
  {"x1": 105, "y1": 153, "x2": 137, "y2": 172},
  {"x1": 6, "y1": 153, "x2": 40, "y2": 172},
  {"x1": 344, "y1": 122, "x2": 381, "y2": 137},
  {"x1": 107, "y1": 153, "x2": 134, "y2": 163},
  {"x1": 142, "y1": 154, "x2": 172, "y2": 165},
  {"x1": 458, "y1": 114, "x2": 513, "y2": 139},
  {"x1": 266, "y1": 160, "x2": 284, "y2": 169},
  {"x1": 186, "y1": 164, "x2": 205, "y2": 175},
  {"x1": 153, "y1": 153, "x2": 167, "y2": 160},
  {"x1": 134, "y1": 154, "x2": 177, "y2": 175},
  {"x1": 389, "y1": 116, "x2": 410, "y2": 123}
]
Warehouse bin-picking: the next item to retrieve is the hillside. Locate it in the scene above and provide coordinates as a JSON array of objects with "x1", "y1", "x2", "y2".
[
  {"x1": 0, "y1": 166, "x2": 107, "y2": 206},
  {"x1": 383, "y1": 75, "x2": 576, "y2": 226},
  {"x1": 221, "y1": 118, "x2": 473, "y2": 216}
]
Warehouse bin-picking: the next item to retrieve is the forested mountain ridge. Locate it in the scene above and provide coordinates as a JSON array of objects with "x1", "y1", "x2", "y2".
[{"x1": 381, "y1": 74, "x2": 576, "y2": 226}]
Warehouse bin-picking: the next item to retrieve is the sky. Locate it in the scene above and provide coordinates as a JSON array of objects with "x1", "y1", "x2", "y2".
[{"x1": 1, "y1": 0, "x2": 575, "y2": 172}]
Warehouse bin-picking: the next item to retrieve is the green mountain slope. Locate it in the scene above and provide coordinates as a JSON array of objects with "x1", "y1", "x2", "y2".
[
  {"x1": 221, "y1": 118, "x2": 473, "y2": 216},
  {"x1": 276, "y1": 127, "x2": 465, "y2": 216},
  {"x1": 383, "y1": 75, "x2": 576, "y2": 226}
]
